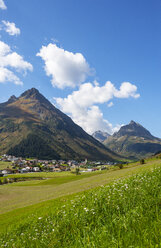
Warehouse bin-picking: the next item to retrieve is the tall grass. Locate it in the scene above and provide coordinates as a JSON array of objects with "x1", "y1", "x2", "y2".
[{"x1": 0, "y1": 167, "x2": 161, "y2": 247}]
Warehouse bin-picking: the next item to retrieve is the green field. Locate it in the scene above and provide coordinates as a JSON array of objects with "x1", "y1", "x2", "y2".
[
  {"x1": 1, "y1": 160, "x2": 161, "y2": 214},
  {"x1": 0, "y1": 158, "x2": 161, "y2": 247},
  {"x1": 0, "y1": 161, "x2": 12, "y2": 170}
]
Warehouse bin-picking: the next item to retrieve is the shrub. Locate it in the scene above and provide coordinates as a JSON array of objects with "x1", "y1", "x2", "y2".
[
  {"x1": 3, "y1": 177, "x2": 8, "y2": 184},
  {"x1": 118, "y1": 164, "x2": 124, "y2": 169},
  {"x1": 75, "y1": 167, "x2": 80, "y2": 175},
  {"x1": 140, "y1": 159, "x2": 145, "y2": 164},
  {"x1": 13, "y1": 177, "x2": 17, "y2": 182},
  {"x1": 8, "y1": 178, "x2": 14, "y2": 183}
]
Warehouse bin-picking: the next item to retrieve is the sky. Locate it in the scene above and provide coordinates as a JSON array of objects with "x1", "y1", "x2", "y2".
[{"x1": 0, "y1": 0, "x2": 161, "y2": 137}]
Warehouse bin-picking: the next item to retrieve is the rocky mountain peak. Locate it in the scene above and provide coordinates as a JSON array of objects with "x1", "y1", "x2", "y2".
[
  {"x1": 20, "y1": 88, "x2": 41, "y2": 99},
  {"x1": 19, "y1": 88, "x2": 54, "y2": 111},
  {"x1": 129, "y1": 120, "x2": 142, "y2": 127},
  {"x1": 104, "y1": 120, "x2": 161, "y2": 159},
  {"x1": 92, "y1": 130, "x2": 110, "y2": 142},
  {"x1": 130, "y1": 120, "x2": 136, "y2": 125},
  {"x1": 8, "y1": 95, "x2": 17, "y2": 103},
  {"x1": 114, "y1": 120, "x2": 154, "y2": 140}
]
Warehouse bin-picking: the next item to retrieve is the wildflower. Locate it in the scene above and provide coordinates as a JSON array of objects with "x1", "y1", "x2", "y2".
[
  {"x1": 38, "y1": 217, "x2": 42, "y2": 220},
  {"x1": 84, "y1": 207, "x2": 89, "y2": 212}
]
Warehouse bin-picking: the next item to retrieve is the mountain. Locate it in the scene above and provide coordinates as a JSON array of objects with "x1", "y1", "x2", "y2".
[
  {"x1": 0, "y1": 88, "x2": 121, "y2": 161},
  {"x1": 104, "y1": 121, "x2": 161, "y2": 160},
  {"x1": 92, "y1": 130, "x2": 110, "y2": 143}
]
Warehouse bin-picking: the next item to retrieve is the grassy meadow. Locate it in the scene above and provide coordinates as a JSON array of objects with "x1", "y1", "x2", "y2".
[
  {"x1": 0, "y1": 161, "x2": 12, "y2": 170},
  {"x1": 0, "y1": 158, "x2": 161, "y2": 247},
  {"x1": 1, "y1": 160, "x2": 161, "y2": 214}
]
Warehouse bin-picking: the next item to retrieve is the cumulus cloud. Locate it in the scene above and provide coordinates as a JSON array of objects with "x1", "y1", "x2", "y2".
[
  {"x1": 0, "y1": 0, "x2": 6, "y2": 10},
  {"x1": 55, "y1": 81, "x2": 139, "y2": 109},
  {"x1": 115, "y1": 82, "x2": 140, "y2": 98},
  {"x1": 74, "y1": 105, "x2": 121, "y2": 134},
  {"x1": 0, "y1": 67, "x2": 23, "y2": 85},
  {"x1": 37, "y1": 43, "x2": 92, "y2": 89},
  {"x1": 2, "y1": 21, "x2": 20, "y2": 36},
  {"x1": 55, "y1": 81, "x2": 140, "y2": 134},
  {"x1": 0, "y1": 41, "x2": 33, "y2": 85}
]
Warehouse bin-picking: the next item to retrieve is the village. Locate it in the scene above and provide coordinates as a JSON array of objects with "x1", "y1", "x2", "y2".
[{"x1": 0, "y1": 154, "x2": 116, "y2": 176}]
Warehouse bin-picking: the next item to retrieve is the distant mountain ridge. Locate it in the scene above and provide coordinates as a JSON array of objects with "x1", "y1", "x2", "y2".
[
  {"x1": 92, "y1": 130, "x2": 110, "y2": 142},
  {"x1": 104, "y1": 120, "x2": 161, "y2": 159},
  {"x1": 0, "y1": 88, "x2": 121, "y2": 161},
  {"x1": 113, "y1": 121, "x2": 157, "y2": 140}
]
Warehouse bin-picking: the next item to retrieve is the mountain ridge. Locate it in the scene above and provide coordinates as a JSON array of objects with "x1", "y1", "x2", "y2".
[
  {"x1": 0, "y1": 88, "x2": 121, "y2": 161},
  {"x1": 104, "y1": 120, "x2": 161, "y2": 159},
  {"x1": 113, "y1": 120, "x2": 159, "y2": 140},
  {"x1": 92, "y1": 130, "x2": 110, "y2": 142}
]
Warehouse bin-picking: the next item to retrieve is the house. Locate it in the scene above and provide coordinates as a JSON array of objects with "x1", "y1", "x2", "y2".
[
  {"x1": 53, "y1": 168, "x2": 61, "y2": 172},
  {"x1": 33, "y1": 167, "x2": 40, "y2": 172},
  {"x1": 25, "y1": 166, "x2": 32, "y2": 172},
  {"x1": 2, "y1": 169, "x2": 13, "y2": 175},
  {"x1": 92, "y1": 168, "x2": 99, "y2": 171},
  {"x1": 21, "y1": 168, "x2": 28, "y2": 173}
]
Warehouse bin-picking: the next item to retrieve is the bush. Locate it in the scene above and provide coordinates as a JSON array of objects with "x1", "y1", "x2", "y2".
[
  {"x1": 75, "y1": 167, "x2": 80, "y2": 175},
  {"x1": 8, "y1": 178, "x2": 14, "y2": 183},
  {"x1": 118, "y1": 164, "x2": 124, "y2": 169},
  {"x1": 140, "y1": 159, "x2": 145, "y2": 164},
  {"x1": 13, "y1": 177, "x2": 17, "y2": 182},
  {"x1": 3, "y1": 178, "x2": 8, "y2": 184}
]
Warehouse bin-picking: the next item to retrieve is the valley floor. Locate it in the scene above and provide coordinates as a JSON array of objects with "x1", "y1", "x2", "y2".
[{"x1": 0, "y1": 159, "x2": 161, "y2": 215}]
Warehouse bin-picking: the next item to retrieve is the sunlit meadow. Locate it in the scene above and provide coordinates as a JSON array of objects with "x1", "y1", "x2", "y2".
[{"x1": 1, "y1": 166, "x2": 161, "y2": 248}]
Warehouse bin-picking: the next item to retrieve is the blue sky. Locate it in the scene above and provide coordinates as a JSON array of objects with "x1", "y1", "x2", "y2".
[{"x1": 0, "y1": 0, "x2": 161, "y2": 137}]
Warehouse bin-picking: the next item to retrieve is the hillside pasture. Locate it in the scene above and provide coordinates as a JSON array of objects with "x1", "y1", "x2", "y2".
[
  {"x1": 0, "y1": 159, "x2": 161, "y2": 215},
  {"x1": 0, "y1": 161, "x2": 12, "y2": 170},
  {"x1": 0, "y1": 161, "x2": 161, "y2": 247}
]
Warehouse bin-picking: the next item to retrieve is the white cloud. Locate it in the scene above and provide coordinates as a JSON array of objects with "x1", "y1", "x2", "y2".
[
  {"x1": 107, "y1": 102, "x2": 114, "y2": 107},
  {"x1": 37, "y1": 43, "x2": 92, "y2": 89},
  {"x1": 2, "y1": 21, "x2": 20, "y2": 36},
  {"x1": 55, "y1": 81, "x2": 140, "y2": 134},
  {"x1": 0, "y1": 41, "x2": 33, "y2": 85},
  {"x1": 73, "y1": 105, "x2": 121, "y2": 135},
  {"x1": 0, "y1": 0, "x2": 6, "y2": 10},
  {"x1": 0, "y1": 67, "x2": 23, "y2": 85},
  {"x1": 55, "y1": 81, "x2": 139, "y2": 109},
  {"x1": 114, "y1": 82, "x2": 140, "y2": 98}
]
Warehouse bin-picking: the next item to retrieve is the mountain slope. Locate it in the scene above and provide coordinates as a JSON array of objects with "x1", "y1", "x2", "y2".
[
  {"x1": 0, "y1": 88, "x2": 120, "y2": 161},
  {"x1": 104, "y1": 121, "x2": 161, "y2": 159},
  {"x1": 92, "y1": 130, "x2": 110, "y2": 142}
]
